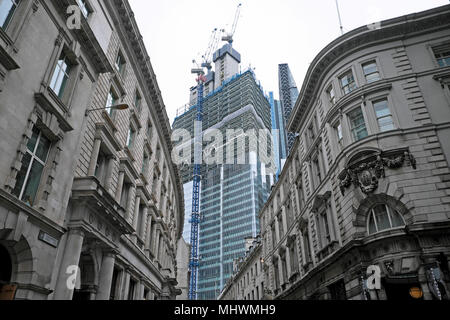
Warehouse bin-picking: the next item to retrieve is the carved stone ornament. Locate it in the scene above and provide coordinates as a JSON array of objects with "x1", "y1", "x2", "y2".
[{"x1": 339, "y1": 150, "x2": 416, "y2": 195}]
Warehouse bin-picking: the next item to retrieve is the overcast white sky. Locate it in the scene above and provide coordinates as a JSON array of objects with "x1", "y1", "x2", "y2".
[{"x1": 129, "y1": 0, "x2": 449, "y2": 124}]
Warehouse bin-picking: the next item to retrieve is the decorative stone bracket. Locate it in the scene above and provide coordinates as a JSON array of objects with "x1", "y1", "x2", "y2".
[{"x1": 339, "y1": 150, "x2": 416, "y2": 195}]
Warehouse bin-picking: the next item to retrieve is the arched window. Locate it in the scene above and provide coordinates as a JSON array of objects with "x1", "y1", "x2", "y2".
[{"x1": 367, "y1": 204, "x2": 405, "y2": 235}]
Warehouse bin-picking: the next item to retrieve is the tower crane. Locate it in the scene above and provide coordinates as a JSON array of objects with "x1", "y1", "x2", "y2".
[
  {"x1": 188, "y1": 30, "x2": 213, "y2": 300},
  {"x1": 201, "y1": 28, "x2": 222, "y2": 71},
  {"x1": 222, "y1": 3, "x2": 242, "y2": 45}
]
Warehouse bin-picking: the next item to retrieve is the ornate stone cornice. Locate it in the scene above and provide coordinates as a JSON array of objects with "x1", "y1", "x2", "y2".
[{"x1": 288, "y1": 5, "x2": 450, "y2": 133}]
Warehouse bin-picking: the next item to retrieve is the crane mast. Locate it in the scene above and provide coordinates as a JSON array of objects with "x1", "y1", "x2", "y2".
[
  {"x1": 188, "y1": 61, "x2": 207, "y2": 300},
  {"x1": 222, "y1": 3, "x2": 242, "y2": 45},
  {"x1": 188, "y1": 4, "x2": 243, "y2": 300}
]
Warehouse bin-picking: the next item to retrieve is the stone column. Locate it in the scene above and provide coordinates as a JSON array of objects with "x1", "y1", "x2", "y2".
[
  {"x1": 154, "y1": 230, "x2": 161, "y2": 263},
  {"x1": 138, "y1": 280, "x2": 145, "y2": 301},
  {"x1": 125, "y1": 184, "x2": 135, "y2": 222},
  {"x1": 121, "y1": 271, "x2": 131, "y2": 300},
  {"x1": 115, "y1": 171, "x2": 125, "y2": 203},
  {"x1": 104, "y1": 155, "x2": 115, "y2": 192},
  {"x1": 132, "y1": 195, "x2": 141, "y2": 231},
  {"x1": 145, "y1": 215, "x2": 153, "y2": 250},
  {"x1": 54, "y1": 229, "x2": 85, "y2": 300},
  {"x1": 96, "y1": 251, "x2": 116, "y2": 300},
  {"x1": 88, "y1": 139, "x2": 102, "y2": 176},
  {"x1": 139, "y1": 206, "x2": 148, "y2": 239}
]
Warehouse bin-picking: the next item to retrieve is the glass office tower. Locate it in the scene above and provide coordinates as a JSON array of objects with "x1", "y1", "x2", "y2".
[{"x1": 173, "y1": 48, "x2": 273, "y2": 299}]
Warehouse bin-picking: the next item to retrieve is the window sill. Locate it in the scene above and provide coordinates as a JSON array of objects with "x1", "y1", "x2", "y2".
[
  {"x1": 124, "y1": 146, "x2": 136, "y2": 163},
  {"x1": 144, "y1": 138, "x2": 153, "y2": 154},
  {"x1": 324, "y1": 81, "x2": 393, "y2": 125},
  {"x1": 34, "y1": 89, "x2": 73, "y2": 133},
  {"x1": 140, "y1": 172, "x2": 149, "y2": 186},
  {"x1": 302, "y1": 261, "x2": 313, "y2": 273},
  {"x1": 101, "y1": 110, "x2": 119, "y2": 133},
  {"x1": 130, "y1": 108, "x2": 142, "y2": 130},
  {"x1": 316, "y1": 240, "x2": 339, "y2": 262},
  {"x1": 112, "y1": 71, "x2": 126, "y2": 97}
]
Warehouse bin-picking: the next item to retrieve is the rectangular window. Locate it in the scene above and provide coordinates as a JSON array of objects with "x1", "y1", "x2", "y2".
[
  {"x1": 49, "y1": 52, "x2": 72, "y2": 99},
  {"x1": 319, "y1": 209, "x2": 331, "y2": 248},
  {"x1": 302, "y1": 228, "x2": 312, "y2": 264},
  {"x1": 0, "y1": 0, "x2": 19, "y2": 29},
  {"x1": 327, "y1": 85, "x2": 336, "y2": 105},
  {"x1": 373, "y1": 99, "x2": 395, "y2": 132},
  {"x1": 289, "y1": 242, "x2": 299, "y2": 274},
  {"x1": 135, "y1": 90, "x2": 142, "y2": 113},
  {"x1": 147, "y1": 121, "x2": 153, "y2": 140},
  {"x1": 128, "y1": 279, "x2": 136, "y2": 300},
  {"x1": 340, "y1": 70, "x2": 357, "y2": 95},
  {"x1": 105, "y1": 89, "x2": 117, "y2": 116},
  {"x1": 278, "y1": 216, "x2": 284, "y2": 239},
  {"x1": 348, "y1": 107, "x2": 368, "y2": 141},
  {"x1": 271, "y1": 224, "x2": 277, "y2": 249},
  {"x1": 362, "y1": 61, "x2": 381, "y2": 83},
  {"x1": 273, "y1": 261, "x2": 280, "y2": 290},
  {"x1": 76, "y1": 0, "x2": 90, "y2": 18},
  {"x1": 115, "y1": 51, "x2": 125, "y2": 75},
  {"x1": 334, "y1": 122, "x2": 343, "y2": 146},
  {"x1": 126, "y1": 127, "x2": 135, "y2": 149},
  {"x1": 12, "y1": 127, "x2": 51, "y2": 206},
  {"x1": 120, "y1": 182, "x2": 131, "y2": 209},
  {"x1": 434, "y1": 47, "x2": 450, "y2": 68},
  {"x1": 142, "y1": 153, "x2": 149, "y2": 175}
]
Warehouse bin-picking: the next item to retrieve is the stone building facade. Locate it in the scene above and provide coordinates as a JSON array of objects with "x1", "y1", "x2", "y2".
[
  {"x1": 218, "y1": 238, "x2": 268, "y2": 301},
  {"x1": 0, "y1": 0, "x2": 184, "y2": 300},
  {"x1": 259, "y1": 5, "x2": 450, "y2": 300}
]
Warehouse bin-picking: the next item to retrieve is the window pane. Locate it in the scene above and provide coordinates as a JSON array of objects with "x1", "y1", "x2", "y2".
[
  {"x1": 12, "y1": 152, "x2": 31, "y2": 199},
  {"x1": 36, "y1": 134, "x2": 51, "y2": 162},
  {"x1": 378, "y1": 117, "x2": 395, "y2": 132},
  {"x1": 366, "y1": 72, "x2": 380, "y2": 83},
  {"x1": 27, "y1": 127, "x2": 39, "y2": 152},
  {"x1": 368, "y1": 214, "x2": 377, "y2": 234},
  {"x1": 349, "y1": 107, "x2": 368, "y2": 141},
  {"x1": 0, "y1": 0, "x2": 19, "y2": 29},
  {"x1": 21, "y1": 160, "x2": 44, "y2": 206},
  {"x1": 50, "y1": 54, "x2": 71, "y2": 98},
  {"x1": 373, "y1": 205, "x2": 390, "y2": 231},
  {"x1": 390, "y1": 209, "x2": 405, "y2": 228},
  {"x1": 363, "y1": 62, "x2": 377, "y2": 75},
  {"x1": 374, "y1": 100, "x2": 390, "y2": 117}
]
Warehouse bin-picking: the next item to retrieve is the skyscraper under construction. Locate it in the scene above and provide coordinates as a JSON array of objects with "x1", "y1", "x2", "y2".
[{"x1": 172, "y1": 43, "x2": 274, "y2": 300}]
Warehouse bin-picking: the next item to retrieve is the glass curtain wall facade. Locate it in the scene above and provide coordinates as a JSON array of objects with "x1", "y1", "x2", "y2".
[
  {"x1": 173, "y1": 69, "x2": 273, "y2": 300},
  {"x1": 278, "y1": 64, "x2": 300, "y2": 154},
  {"x1": 269, "y1": 92, "x2": 287, "y2": 180}
]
